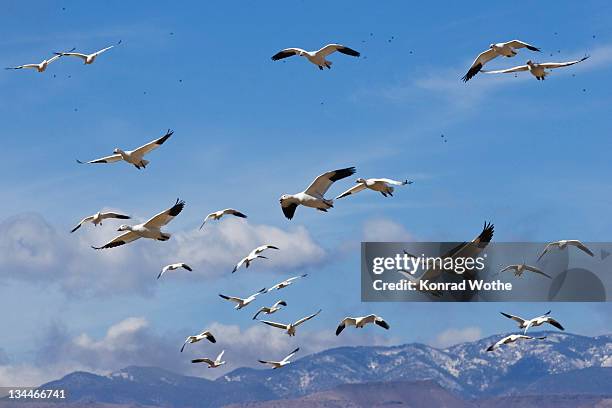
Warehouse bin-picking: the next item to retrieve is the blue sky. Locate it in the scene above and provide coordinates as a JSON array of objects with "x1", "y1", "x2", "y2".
[{"x1": 0, "y1": 0, "x2": 611, "y2": 386}]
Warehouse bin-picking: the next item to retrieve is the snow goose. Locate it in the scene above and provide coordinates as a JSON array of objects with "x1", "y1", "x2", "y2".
[
  {"x1": 77, "y1": 129, "x2": 173, "y2": 169},
  {"x1": 157, "y1": 263, "x2": 193, "y2": 279},
  {"x1": 499, "y1": 263, "x2": 551, "y2": 279},
  {"x1": 259, "y1": 309, "x2": 321, "y2": 336},
  {"x1": 55, "y1": 41, "x2": 120, "y2": 65},
  {"x1": 280, "y1": 167, "x2": 356, "y2": 219},
  {"x1": 252, "y1": 300, "x2": 287, "y2": 320},
  {"x1": 482, "y1": 56, "x2": 589, "y2": 80},
  {"x1": 91, "y1": 199, "x2": 184, "y2": 249},
  {"x1": 180, "y1": 330, "x2": 216, "y2": 352},
  {"x1": 500, "y1": 311, "x2": 565, "y2": 334},
  {"x1": 486, "y1": 334, "x2": 546, "y2": 352},
  {"x1": 267, "y1": 274, "x2": 308, "y2": 291},
  {"x1": 5, "y1": 50, "x2": 72, "y2": 72},
  {"x1": 200, "y1": 208, "x2": 247, "y2": 229},
  {"x1": 335, "y1": 314, "x2": 390, "y2": 336},
  {"x1": 219, "y1": 288, "x2": 266, "y2": 309},
  {"x1": 537, "y1": 239, "x2": 594, "y2": 261},
  {"x1": 462, "y1": 40, "x2": 540, "y2": 82},
  {"x1": 336, "y1": 178, "x2": 412, "y2": 199},
  {"x1": 271, "y1": 44, "x2": 360, "y2": 70},
  {"x1": 70, "y1": 211, "x2": 130, "y2": 233},
  {"x1": 398, "y1": 222, "x2": 494, "y2": 296},
  {"x1": 232, "y1": 244, "x2": 279, "y2": 273},
  {"x1": 258, "y1": 347, "x2": 300, "y2": 369},
  {"x1": 191, "y1": 350, "x2": 226, "y2": 368}
]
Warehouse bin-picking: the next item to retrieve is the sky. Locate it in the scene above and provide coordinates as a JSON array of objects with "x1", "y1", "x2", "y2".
[{"x1": 0, "y1": 0, "x2": 611, "y2": 386}]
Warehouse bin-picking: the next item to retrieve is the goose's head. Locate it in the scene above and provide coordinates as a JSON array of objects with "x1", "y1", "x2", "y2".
[
  {"x1": 356, "y1": 178, "x2": 366, "y2": 184},
  {"x1": 117, "y1": 224, "x2": 131, "y2": 232},
  {"x1": 279, "y1": 194, "x2": 290, "y2": 202},
  {"x1": 489, "y1": 44, "x2": 495, "y2": 49},
  {"x1": 113, "y1": 148, "x2": 121, "y2": 154},
  {"x1": 526, "y1": 60, "x2": 534, "y2": 66}
]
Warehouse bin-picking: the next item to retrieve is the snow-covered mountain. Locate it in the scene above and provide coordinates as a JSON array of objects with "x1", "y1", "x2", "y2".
[
  {"x1": 26, "y1": 332, "x2": 611, "y2": 407},
  {"x1": 219, "y1": 331, "x2": 612, "y2": 398}
]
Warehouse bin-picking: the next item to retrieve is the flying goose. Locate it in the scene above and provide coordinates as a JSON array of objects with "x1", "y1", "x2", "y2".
[
  {"x1": 336, "y1": 178, "x2": 412, "y2": 199},
  {"x1": 271, "y1": 44, "x2": 360, "y2": 70},
  {"x1": 55, "y1": 41, "x2": 120, "y2": 64},
  {"x1": 267, "y1": 274, "x2": 308, "y2": 291},
  {"x1": 200, "y1": 208, "x2": 247, "y2": 229},
  {"x1": 180, "y1": 330, "x2": 216, "y2": 352},
  {"x1": 232, "y1": 245, "x2": 279, "y2": 273},
  {"x1": 253, "y1": 300, "x2": 287, "y2": 320},
  {"x1": 280, "y1": 167, "x2": 356, "y2": 219},
  {"x1": 483, "y1": 56, "x2": 589, "y2": 80},
  {"x1": 91, "y1": 199, "x2": 184, "y2": 249},
  {"x1": 5, "y1": 50, "x2": 72, "y2": 72},
  {"x1": 77, "y1": 129, "x2": 173, "y2": 169},
  {"x1": 335, "y1": 314, "x2": 390, "y2": 336},
  {"x1": 259, "y1": 309, "x2": 321, "y2": 336},
  {"x1": 191, "y1": 350, "x2": 226, "y2": 368},
  {"x1": 258, "y1": 347, "x2": 300, "y2": 369},
  {"x1": 462, "y1": 40, "x2": 540, "y2": 82},
  {"x1": 537, "y1": 239, "x2": 594, "y2": 261},
  {"x1": 398, "y1": 222, "x2": 494, "y2": 296},
  {"x1": 486, "y1": 334, "x2": 547, "y2": 352},
  {"x1": 70, "y1": 211, "x2": 130, "y2": 233},
  {"x1": 499, "y1": 263, "x2": 551, "y2": 279},
  {"x1": 219, "y1": 288, "x2": 266, "y2": 309},
  {"x1": 157, "y1": 263, "x2": 193, "y2": 279},
  {"x1": 500, "y1": 311, "x2": 565, "y2": 334}
]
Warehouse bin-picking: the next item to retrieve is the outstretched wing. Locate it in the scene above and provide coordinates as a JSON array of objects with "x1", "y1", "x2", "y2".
[
  {"x1": 281, "y1": 347, "x2": 300, "y2": 362},
  {"x1": 132, "y1": 129, "x2": 173, "y2": 157},
  {"x1": 545, "y1": 318, "x2": 565, "y2": 331},
  {"x1": 70, "y1": 215, "x2": 94, "y2": 233},
  {"x1": 143, "y1": 199, "x2": 185, "y2": 228},
  {"x1": 93, "y1": 45, "x2": 115, "y2": 56},
  {"x1": 462, "y1": 48, "x2": 497, "y2": 82},
  {"x1": 100, "y1": 212, "x2": 131, "y2": 221},
  {"x1": 505, "y1": 40, "x2": 540, "y2": 52},
  {"x1": 271, "y1": 48, "x2": 306, "y2": 61},
  {"x1": 568, "y1": 240, "x2": 594, "y2": 257},
  {"x1": 294, "y1": 309, "x2": 322, "y2": 327},
  {"x1": 280, "y1": 202, "x2": 298, "y2": 220},
  {"x1": 260, "y1": 320, "x2": 289, "y2": 330},
  {"x1": 77, "y1": 154, "x2": 122, "y2": 164},
  {"x1": 500, "y1": 312, "x2": 526, "y2": 326},
  {"x1": 482, "y1": 65, "x2": 529, "y2": 74},
  {"x1": 191, "y1": 358, "x2": 214, "y2": 365},
  {"x1": 335, "y1": 183, "x2": 366, "y2": 199},
  {"x1": 524, "y1": 265, "x2": 552, "y2": 279},
  {"x1": 224, "y1": 209, "x2": 247, "y2": 218},
  {"x1": 92, "y1": 231, "x2": 140, "y2": 250},
  {"x1": 316, "y1": 44, "x2": 360, "y2": 57},
  {"x1": 537, "y1": 243, "x2": 554, "y2": 261},
  {"x1": 219, "y1": 294, "x2": 243, "y2": 304},
  {"x1": 539, "y1": 56, "x2": 589, "y2": 69},
  {"x1": 304, "y1": 167, "x2": 356, "y2": 197}
]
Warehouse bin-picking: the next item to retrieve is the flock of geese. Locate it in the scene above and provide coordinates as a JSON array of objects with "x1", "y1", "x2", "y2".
[
  {"x1": 9, "y1": 33, "x2": 590, "y2": 370},
  {"x1": 487, "y1": 310, "x2": 565, "y2": 351}
]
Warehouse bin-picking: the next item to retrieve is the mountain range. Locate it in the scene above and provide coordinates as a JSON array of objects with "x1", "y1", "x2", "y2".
[{"x1": 5, "y1": 331, "x2": 610, "y2": 407}]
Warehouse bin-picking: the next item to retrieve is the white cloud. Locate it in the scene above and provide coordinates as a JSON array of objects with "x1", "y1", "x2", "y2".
[
  {"x1": 0, "y1": 214, "x2": 325, "y2": 297},
  {"x1": 432, "y1": 326, "x2": 482, "y2": 349},
  {"x1": 362, "y1": 218, "x2": 414, "y2": 242}
]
